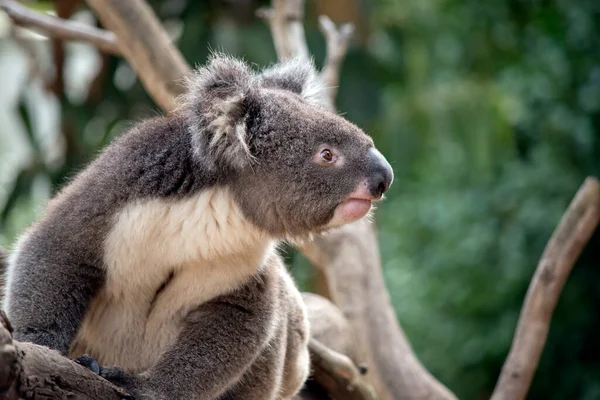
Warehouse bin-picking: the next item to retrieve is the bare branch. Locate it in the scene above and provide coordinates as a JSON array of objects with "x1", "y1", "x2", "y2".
[
  {"x1": 0, "y1": 312, "x2": 132, "y2": 399},
  {"x1": 302, "y1": 222, "x2": 458, "y2": 400},
  {"x1": 1, "y1": 0, "x2": 120, "y2": 55},
  {"x1": 256, "y1": 0, "x2": 309, "y2": 61},
  {"x1": 309, "y1": 339, "x2": 362, "y2": 388},
  {"x1": 309, "y1": 338, "x2": 379, "y2": 400},
  {"x1": 302, "y1": 292, "x2": 354, "y2": 358},
  {"x1": 85, "y1": 0, "x2": 190, "y2": 112},
  {"x1": 318, "y1": 15, "x2": 354, "y2": 102},
  {"x1": 491, "y1": 177, "x2": 600, "y2": 400}
]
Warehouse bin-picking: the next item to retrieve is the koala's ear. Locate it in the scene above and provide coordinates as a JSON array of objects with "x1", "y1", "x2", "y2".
[
  {"x1": 260, "y1": 57, "x2": 328, "y2": 106},
  {"x1": 181, "y1": 53, "x2": 257, "y2": 171}
]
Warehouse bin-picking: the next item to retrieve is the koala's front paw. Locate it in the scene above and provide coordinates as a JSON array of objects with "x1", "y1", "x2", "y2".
[
  {"x1": 74, "y1": 355, "x2": 140, "y2": 399},
  {"x1": 74, "y1": 354, "x2": 101, "y2": 374}
]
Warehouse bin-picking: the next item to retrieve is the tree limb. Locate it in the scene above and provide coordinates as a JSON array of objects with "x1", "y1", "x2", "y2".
[
  {"x1": 318, "y1": 15, "x2": 354, "y2": 102},
  {"x1": 491, "y1": 177, "x2": 600, "y2": 400},
  {"x1": 0, "y1": 0, "x2": 120, "y2": 55},
  {"x1": 0, "y1": 311, "x2": 132, "y2": 400},
  {"x1": 301, "y1": 293, "x2": 354, "y2": 358},
  {"x1": 301, "y1": 222, "x2": 458, "y2": 400},
  {"x1": 85, "y1": 0, "x2": 190, "y2": 112},
  {"x1": 308, "y1": 338, "x2": 379, "y2": 400},
  {"x1": 256, "y1": 0, "x2": 309, "y2": 62}
]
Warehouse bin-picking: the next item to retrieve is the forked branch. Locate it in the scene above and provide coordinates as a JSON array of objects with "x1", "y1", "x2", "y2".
[
  {"x1": 256, "y1": 0, "x2": 309, "y2": 62},
  {"x1": 318, "y1": 15, "x2": 354, "y2": 102}
]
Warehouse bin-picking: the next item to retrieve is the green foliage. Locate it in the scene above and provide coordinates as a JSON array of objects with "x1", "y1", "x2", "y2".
[
  {"x1": 1, "y1": 0, "x2": 599, "y2": 398},
  {"x1": 370, "y1": 0, "x2": 600, "y2": 398}
]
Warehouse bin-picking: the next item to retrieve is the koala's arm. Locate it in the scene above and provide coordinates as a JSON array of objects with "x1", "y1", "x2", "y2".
[
  {"x1": 280, "y1": 274, "x2": 311, "y2": 398},
  {"x1": 99, "y1": 264, "x2": 280, "y2": 400},
  {"x1": 5, "y1": 150, "x2": 117, "y2": 354},
  {"x1": 5, "y1": 226, "x2": 105, "y2": 355}
]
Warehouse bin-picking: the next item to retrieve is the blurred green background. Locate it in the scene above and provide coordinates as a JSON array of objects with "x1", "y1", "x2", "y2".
[{"x1": 1, "y1": 1, "x2": 599, "y2": 399}]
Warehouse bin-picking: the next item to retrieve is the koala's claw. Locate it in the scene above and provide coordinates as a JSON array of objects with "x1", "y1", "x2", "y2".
[{"x1": 74, "y1": 354, "x2": 101, "y2": 374}]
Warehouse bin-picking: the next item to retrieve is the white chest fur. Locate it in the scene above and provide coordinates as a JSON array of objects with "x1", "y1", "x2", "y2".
[{"x1": 70, "y1": 187, "x2": 274, "y2": 371}]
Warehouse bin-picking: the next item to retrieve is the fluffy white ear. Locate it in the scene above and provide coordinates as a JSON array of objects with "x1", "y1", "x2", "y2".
[
  {"x1": 181, "y1": 53, "x2": 256, "y2": 171},
  {"x1": 260, "y1": 57, "x2": 328, "y2": 107}
]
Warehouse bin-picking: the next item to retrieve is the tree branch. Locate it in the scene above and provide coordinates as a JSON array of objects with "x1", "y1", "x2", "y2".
[
  {"x1": 0, "y1": 311, "x2": 132, "y2": 399},
  {"x1": 256, "y1": 0, "x2": 309, "y2": 62},
  {"x1": 85, "y1": 0, "x2": 190, "y2": 112},
  {"x1": 491, "y1": 177, "x2": 600, "y2": 400},
  {"x1": 308, "y1": 338, "x2": 379, "y2": 400},
  {"x1": 301, "y1": 222, "x2": 458, "y2": 400},
  {"x1": 318, "y1": 15, "x2": 354, "y2": 102},
  {"x1": 1, "y1": 0, "x2": 120, "y2": 55}
]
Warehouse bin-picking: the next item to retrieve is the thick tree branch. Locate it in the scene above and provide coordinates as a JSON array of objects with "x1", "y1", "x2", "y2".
[
  {"x1": 302, "y1": 293, "x2": 354, "y2": 358},
  {"x1": 1, "y1": 0, "x2": 120, "y2": 55},
  {"x1": 85, "y1": 0, "x2": 190, "y2": 112},
  {"x1": 491, "y1": 177, "x2": 600, "y2": 400},
  {"x1": 0, "y1": 311, "x2": 131, "y2": 399},
  {"x1": 301, "y1": 222, "x2": 458, "y2": 400},
  {"x1": 300, "y1": 293, "x2": 373, "y2": 399}
]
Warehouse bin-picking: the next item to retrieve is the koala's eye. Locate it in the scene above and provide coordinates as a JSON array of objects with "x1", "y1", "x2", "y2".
[
  {"x1": 320, "y1": 149, "x2": 334, "y2": 163},
  {"x1": 314, "y1": 147, "x2": 339, "y2": 166}
]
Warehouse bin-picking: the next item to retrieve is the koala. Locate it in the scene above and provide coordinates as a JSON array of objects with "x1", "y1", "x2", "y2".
[{"x1": 2, "y1": 54, "x2": 393, "y2": 400}]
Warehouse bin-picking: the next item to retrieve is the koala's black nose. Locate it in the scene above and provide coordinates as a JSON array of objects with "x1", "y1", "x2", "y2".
[{"x1": 368, "y1": 147, "x2": 393, "y2": 199}]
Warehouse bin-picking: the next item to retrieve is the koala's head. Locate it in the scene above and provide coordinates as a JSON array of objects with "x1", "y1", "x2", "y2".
[{"x1": 182, "y1": 54, "x2": 393, "y2": 238}]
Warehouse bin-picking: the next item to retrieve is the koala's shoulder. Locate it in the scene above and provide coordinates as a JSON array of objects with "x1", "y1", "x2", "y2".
[{"x1": 102, "y1": 114, "x2": 189, "y2": 157}]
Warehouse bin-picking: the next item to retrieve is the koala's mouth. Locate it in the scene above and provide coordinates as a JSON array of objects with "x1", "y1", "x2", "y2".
[
  {"x1": 335, "y1": 198, "x2": 373, "y2": 222},
  {"x1": 327, "y1": 189, "x2": 380, "y2": 228}
]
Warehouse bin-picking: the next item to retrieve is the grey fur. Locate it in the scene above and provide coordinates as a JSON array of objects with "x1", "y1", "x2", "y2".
[{"x1": 3, "y1": 54, "x2": 393, "y2": 400}]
